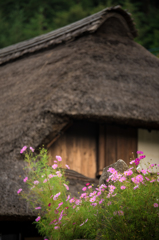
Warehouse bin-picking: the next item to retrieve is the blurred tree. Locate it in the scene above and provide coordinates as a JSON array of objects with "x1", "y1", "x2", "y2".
[{"x1": 0, "y1": 0, "x2": 158, "y2": 56}]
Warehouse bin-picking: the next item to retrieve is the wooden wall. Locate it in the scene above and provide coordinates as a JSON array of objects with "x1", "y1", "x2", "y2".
[
  {"x1": 48, "y1": 122, "x2": 98, "y2": 178},
  {"x1": 98, "y1": 124, "x2": 137, "y2": 175},
  {"x1": 48, "y1": 122, "x2": 137, "y2": 178}
]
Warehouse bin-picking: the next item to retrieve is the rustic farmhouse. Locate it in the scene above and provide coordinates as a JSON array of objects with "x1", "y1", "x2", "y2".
[{"x1": 0, "y1": 5, "x2": 159, "y2": 239}]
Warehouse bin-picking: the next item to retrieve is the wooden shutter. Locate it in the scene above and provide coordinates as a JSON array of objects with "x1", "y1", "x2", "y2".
[
  {"x1": 98, "y1": 124, "x2": 137, "y2": 175},
  {"x1": 48, "y1": 122, "x2": 98, "y2": 178}
]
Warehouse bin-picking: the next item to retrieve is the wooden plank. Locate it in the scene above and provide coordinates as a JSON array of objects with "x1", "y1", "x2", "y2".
[
  {"x1": 98, "y1": 124, "x2": 106, "y2": 174},
  {"x1": 105, "y1": 125, "x2": 118, "y2": 166},
  {"x1": 48, "y1": 133, "x2": 67, "y2": 169},
  {"x1": 117, "y1": 126, "x2": 128, "y2": 163},
  {"x1": 117, "y1": 126, "x2": 137, "y2": 166},
  {"x1": 86, "y1": 124, "x2": 97, "y2": 178}
]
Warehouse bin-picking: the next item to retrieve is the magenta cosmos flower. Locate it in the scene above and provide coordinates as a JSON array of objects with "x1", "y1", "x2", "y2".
[
  {"x1": 23, "y1": 177, "x2": 28, "y2": 182},
  {"x1": 17, "y1": 188, "x2": 22, "y2": 194},
  {"x1": 56, "y1": 156, "x2": 62, "y2": 161},
  {"x1": 20, "y1": 146, "x2": 27, "y2": 153},
  {"x1": 153, "y1": 203, "x2": 158, "y2": 208},
  {"x1": 30, "y1": 146, "x2": 34, "y2": 152},
  {"x1": 35, "y1": 216, "x2": 41, "y2": 222}
]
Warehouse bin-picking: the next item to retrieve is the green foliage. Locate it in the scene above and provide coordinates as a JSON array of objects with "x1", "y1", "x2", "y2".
[
  {"x1": 18, "y1": 146, "x2": 159, "y2": 239},
  {"x1": 0, "y1": 0, "x2": 159, "y2": 56}
]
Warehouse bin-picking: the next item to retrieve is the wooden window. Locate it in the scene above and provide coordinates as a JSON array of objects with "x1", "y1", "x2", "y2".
[
  {"x1": 48, "y1": 122, "x2": 98, "y2": 178},
  {"x1": 98, "y1": 124, "x2": 137, "y2": 176}
]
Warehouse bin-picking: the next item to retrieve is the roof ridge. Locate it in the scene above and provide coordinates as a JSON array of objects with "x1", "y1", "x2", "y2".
[{"x1": 0, "y1": 6, "x2": 137, "y2": 65}]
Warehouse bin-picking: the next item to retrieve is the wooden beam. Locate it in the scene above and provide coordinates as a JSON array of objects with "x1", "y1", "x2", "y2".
[{"x1": 47, "y1": 122, "x2": 73, "y2": 149}]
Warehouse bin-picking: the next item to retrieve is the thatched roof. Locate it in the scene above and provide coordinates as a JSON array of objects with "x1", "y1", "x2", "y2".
[
  {"x1": 0, "y1": 6, "x2": 137, "y2": 65},
  {"x1": 0, "y1": 6, "x2": 159, "y2": 218}
]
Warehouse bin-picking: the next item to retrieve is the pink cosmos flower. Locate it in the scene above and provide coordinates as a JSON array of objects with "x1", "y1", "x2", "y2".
[
  {"x1": 145, "y1": 177, "x2": 149, "y2": 181},
  {"x1": 48, "y1": 203, "x2": 51, "y2": 207},
  {"x1": 23, "y1": 177, "x2": 28, "y2": 182},
  {"x1": 63, "y1": 183, "x2": 69, "y2": 190},
  {"x1": 124, "y1": 170, "x2": 133, "y2": 176},
  {"x1": 99, "y1": 184, "x2": 107, "y2": 189},
  {"x1": 112, "y1": 193, "x2": 117, "y2": 197},
  {"x1": 53, "y1": 192, "x2": 61, "y2": 200},
  {"x1": 66, "y1": 195, "x2": 70, "y2": 201},
  {"x1": 91, "y1": 203, "x2": 97, "y2": 207},
  {"x1": 80, "y1": 218, "x2": 88, "y2": 226},
  {"x1": 88, "y1": 186, "x2": 92, "y2": 189},
  {"x1": 99, "y1": 199, "x2": 104, "y2": 204},
  {"x1": 107, "y1": 167, "x2": 116, "y2": 173},
  {"x1": 97, "y1": 191, "x2": 101, "y2": 197},
  {"x1": 56, "y1": 156, "x2": 62, "y2": 161},
  {"x1": 137, "y1": 151, "x2": 144, "y2": 155},
  {"x1": 48, "y1": 174, "x2": 54, "y2": 178},
  {"x1": 43, "y1": 179, "x2": 47, "y2": 183},
  {"x1": 82, "y1": 187, "x2": 87, "y2": 191},
  {"x1": 49, "y1": 219, "x2": 57, "y2": 225},
  {"x1": 108, "y1": 185, "x2": 116, "y2": 190},
  {"x1": 89, "y1": 192, "x2": 96, "y2": 197},
  {"x1": 56, "y1": 171, "x2": 62, "y2": 177},
  {"x1": 17, "y1": 188, "x2": 22, "y2": 194},
  {"x1": 54, "y1": 226, "x2": 60, "y2": 229},
  {"x1": 131, "y1": 177, "x2": 139, "y2": 185},
  {"x1": 30, "y1": 147, "x2": 34, "y2": 152},
  {"x1": 121, "y1": 186, "x2": 126, "y2": 190},
  {"x1": 134, "y1": 185, "x2": 139, "y2": 190},
  {"x1": 80, "y1": 193, "x2": 87, "y2": 198},
  {"x1": 58, "y1": 210, "x2": 64, "y2": 221},
  {"x1": 56, "y1": 202, "x2": 63, "y2": 209},
  {"x1": 150, "y1": 164, "x2": 155, "y2": 167},
  {"x1": 34, "y1": 180, "x2": 39, "y2": 185},
  {"x1": 135, "y1": 158, "x2": 140, "y2": 165},
  {"x1": 35, "y1": 207, "x2": 41, "y2": 209},
  {"x1": 90, "y1": 197, "x2": 96, "y2": 202},
  {"x1": 75, "y1": 199, "x2": 81, "y2": 205},
  {"x1": 54, "y1": 210, "x2": 59, "y2": 214},
  {"x1": 119, "y1": 177, "x2": 126, "y2": 182},
  {"x1": 52, "y1": 164, "x2": 58, "y2": 169},
  {"x1": 150, "y1": 179, "x2": 156, "y2": 183},
  {"x1": 136, "y1": 174, "x2": 143, "y2": 183},
  {"x1": 130, "y1": 160, "x2": 135, "y2": 164},
  {"x1": 118, "y1": 210, "x2": 124, "y2": 216},
  {"x1": 65, "y1": 164, "x2": 70, "y2": 169},
  {"x1": 86, "y1": 183, "x2": 90, "y2": 186},
  {"x1": 153, "y1": 203, "x2": 158, "y2": 208},
  {"x1": 69, "y1": 198, "x2": 75, "y2": 203},
  {"x1": 20, "y1": 146, "x2": 27, "y2": 154},
  {"x1": 35, "y1": 216, "x2": 41, "y2": 222},
  {"x1": 141, "y1": 169, "x2": 147, "y2": 175}
]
